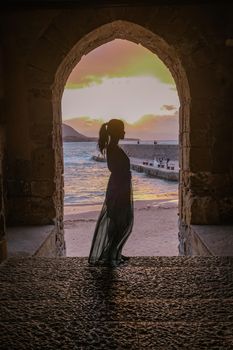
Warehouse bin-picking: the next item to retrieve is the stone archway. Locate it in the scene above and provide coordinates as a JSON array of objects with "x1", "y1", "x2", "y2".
[
  {"x1": 6, "y1": 6, "x2": 232, "y2": 258},
  {"x1": 30, "y1": 19, "x2": 190, "y2": 255}
]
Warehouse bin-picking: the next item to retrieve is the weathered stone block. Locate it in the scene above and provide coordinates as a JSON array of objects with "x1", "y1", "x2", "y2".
[
  {"x1": 181, "y1": 103, "x2": 190, "y2": 133},
  {"x1": 189, "y1": 196, "x2": 220, "y2": 225},
  {"x1": 30, "y1": 124, "x2": 53, "y2": 145},
  {"x1": 178, "y1": 221, "x2": 212, "y2": 256},
  {"x1": 0, "y1": 99, "x2": 6, "y2": 124},
  {"x1": 27, "y1": 65, "x2": 54, "y2": 90},
  {"x1": 211, "y1": 145, "x2": 232, "y2": 173},
  {"x1": 7, "y1": 196, "x2": 56, "y2": 225},
  {"x1": 189, "y1": 67, "x2": 221, "y2": 100},
  {"x1": 189, "y1": 100, "x2": 212, "y2": 130},
  {"x1": 30, "y1": 197, "x2": 56, "y2": 224},
  {"x1": 189, "y1": 147, "x2": 212, "y2": 172},
  {"x1": 0, "y1": 238, "x2": 7, "y2": 262},
  {"x1": 28, "y1": 89, "x2": 53, "y2": 124},
  {"x1": 31, "y1": 148, "x2": 55, "y2": 180},
  {"x1": 219, "y1": 197, "x2": 233, "y2": 223},
  {"x1": 189, "y1": 129, "x2": 211, "y2": 148},
  {"x1": 7, "y1": 179, "x2": 31, "y2": 197},
  {"x1": 182, "y1": 146, "x2": 190, "y2": 171},
  {"x1": 31, "y1": 181, "x2": 55, "y2": 198},
  {"x1": 0, "y1": 212, "x2": 6, "y2": 239},
  {"x1": 179, "y1": 223, "x2": 233, "y2": 256},
  {"x1": 28, "y1": 36, "x2": 67, "y2": 81},
  {"x1": 7, "y1": 159, "x2": 31, "y2": 180},
  {"x1": 0, "y1": 199, "x2": 3, "y2": 217},
  {"x1": 0, "y1": 125, "x2": 5, "y2": 154},
  {"x1": 181, "y1": 132, "x2": 189, "y2": 148},
  {"x1": 7, "y1": 198, "x2": 31, "y2": 225},
  {"x1": 189, "y1": 172, "x2": 233, "y2": 197}
]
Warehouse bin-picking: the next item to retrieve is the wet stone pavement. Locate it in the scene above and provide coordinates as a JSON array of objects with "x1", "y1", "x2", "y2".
[{"x1": 0, "y1": 256, "x2": 233, "y2": 349}]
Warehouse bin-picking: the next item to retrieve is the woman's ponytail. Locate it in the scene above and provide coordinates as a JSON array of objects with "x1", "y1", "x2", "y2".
[{"x1": 98, "y1": 123, "x2": 109, "y2": 154}]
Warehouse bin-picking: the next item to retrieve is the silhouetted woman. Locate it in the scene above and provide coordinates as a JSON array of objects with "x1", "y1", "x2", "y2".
[{"x1": 88, "y1": 119, "x2": 134, "y2": 267}]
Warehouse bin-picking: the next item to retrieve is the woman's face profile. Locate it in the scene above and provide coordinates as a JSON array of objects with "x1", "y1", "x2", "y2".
[{"x1": 119, "y1": 124, "x2": 125, "y2": 139}]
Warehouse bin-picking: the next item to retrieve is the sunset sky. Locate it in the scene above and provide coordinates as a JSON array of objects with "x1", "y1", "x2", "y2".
[{"x1": 62, "y1": 39, "x2": 179, "y2": 140}]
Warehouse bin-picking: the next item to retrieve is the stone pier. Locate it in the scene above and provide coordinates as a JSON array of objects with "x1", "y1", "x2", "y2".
[{"x1": 121, "y1": 144, "x2": 179, "y2": 161}]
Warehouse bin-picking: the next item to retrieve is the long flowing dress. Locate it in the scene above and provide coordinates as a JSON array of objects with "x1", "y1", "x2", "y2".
[{"x1": 88, "y1": 143, "x2": 134, "y2": 267}]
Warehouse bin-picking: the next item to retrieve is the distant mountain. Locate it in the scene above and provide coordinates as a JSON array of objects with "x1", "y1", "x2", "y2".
[
  {"x1": 62, "y1": 124, "x2": 97, "y2": 142},
  {"x1": 64, "y1": 114, "x2": 178, "y2": 141},
  {"x1": 62, "y1": 123, "x2": 138, "y2": 142}
]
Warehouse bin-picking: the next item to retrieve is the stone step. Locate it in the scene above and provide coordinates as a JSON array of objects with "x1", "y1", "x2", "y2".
[
  {"x1": 2, "y1": 256, "x2": 233, "y2": 268},
  {"x1": 0, "y1": 257, "x2": 233, "y2": 349}
]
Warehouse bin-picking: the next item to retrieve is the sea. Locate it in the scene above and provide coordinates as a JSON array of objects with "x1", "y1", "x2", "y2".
[{"x1": 63, "y1": 141, "x2": 178, "y2": 207}]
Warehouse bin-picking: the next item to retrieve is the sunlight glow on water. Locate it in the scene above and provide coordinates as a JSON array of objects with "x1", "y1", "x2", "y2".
[{"x1": 63, "y1": 142, "x2": 178, "y2": 205}]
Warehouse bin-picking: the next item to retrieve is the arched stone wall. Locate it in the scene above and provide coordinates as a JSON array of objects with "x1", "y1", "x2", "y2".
[
  {"x1": 1, "y1": 4, "x2": 233, "y2": 257},
  {"x1": 26, "y1": 15, "x2": 190, "y2": 256}
]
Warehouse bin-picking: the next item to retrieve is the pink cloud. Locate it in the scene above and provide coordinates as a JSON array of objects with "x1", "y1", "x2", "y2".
[{"x1": 67, "y1": 40, "x2": 144, "y2": 84}]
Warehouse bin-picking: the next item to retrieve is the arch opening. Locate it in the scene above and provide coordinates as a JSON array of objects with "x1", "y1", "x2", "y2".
[
  {"x1": 5, "y1": 19, "x2": 191, "y2": 258},
  {"x1": 61, "y1": 37, "x2": 181, "y2": 257},
  {"x1": 53, "y1": 20, "x2": 190, "y2": 257}
]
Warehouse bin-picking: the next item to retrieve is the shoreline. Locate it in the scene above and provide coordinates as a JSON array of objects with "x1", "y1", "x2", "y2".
[{"x1": 64, "y1": 195, "x2": 178, "y2": 217}]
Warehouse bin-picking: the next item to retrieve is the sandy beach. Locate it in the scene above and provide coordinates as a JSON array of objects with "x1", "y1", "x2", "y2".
[{"x1": 64, "y1": 195, "x2": 179, "y2": 257}]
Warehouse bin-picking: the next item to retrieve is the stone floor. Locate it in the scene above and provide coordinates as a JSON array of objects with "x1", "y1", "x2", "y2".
[{"x1": 0, "y1": 256, "x2": 233, "y2": 349}]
